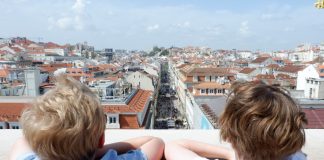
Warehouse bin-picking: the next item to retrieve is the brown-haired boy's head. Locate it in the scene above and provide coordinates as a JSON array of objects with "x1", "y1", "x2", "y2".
[
  {"x1": 20, "y1": 75, "x2": 106, "y2": 160},
  {"x1": 219, "y1": 81, "x2": 307, "y2": 160}
]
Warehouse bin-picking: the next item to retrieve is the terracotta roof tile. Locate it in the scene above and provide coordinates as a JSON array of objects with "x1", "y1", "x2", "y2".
[
  {"x1": 255, "y1": 74, "x2": 275, "y2": 80},
  {"x1": 102, "y1": 89, "x2": 152, "y2": 113},
  {"x1": 44, "y1": 42, "x2": 62, "y2": 49},
  {"x1": 277, "y1": 65, "x2": 305, "y2": 73},
  {"x1": 0, "y1": 69, "x2": 9, "y2": 78},
  {"x1": 0, "y1": 103, "x2": 30, "y2": 122},
  {"x1": 276, "y1": 73, "x2": 293, "y2": 79},
  {"x1": 239, "y1": 68, "x2": 256, "y2": 74},
  {"x1": 251, "y1": 57, "x2": 270, "y2": 63},
  {"x1": 184, "y1": 67, "x2": 233, "y2": 76},
  {"x1": 267, "y1": 64, "x2": 280, "y2": 69},
  {"x1": 303, "y1": 108, "x2": 324, "y2": 129},
  {"x1": 119, "y1": 115, "x2": 140, "y2": 129}
]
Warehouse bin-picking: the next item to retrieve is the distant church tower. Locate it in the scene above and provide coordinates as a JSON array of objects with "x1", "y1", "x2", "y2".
[{"x1": 102, "y1": 48, "x2": 114, "y2": 63}]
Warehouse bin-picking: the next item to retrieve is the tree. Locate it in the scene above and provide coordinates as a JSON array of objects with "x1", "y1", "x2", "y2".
[
  {"x1": 153, "y1": 46, "x2": 161, "y2": 52},
  {"x1": 160, "y1": 50, "x2": 169, "y2": 56}
]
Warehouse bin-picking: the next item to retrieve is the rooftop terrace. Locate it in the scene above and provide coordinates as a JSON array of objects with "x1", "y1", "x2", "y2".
[{"x1": 0, "y1": 129, "x2": 323, "y2": 159}]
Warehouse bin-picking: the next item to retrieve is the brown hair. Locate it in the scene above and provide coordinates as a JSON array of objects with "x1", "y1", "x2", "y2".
[
  {"x1": 20, "y1": 75, "x2": 106, "y2": 160},
  {"x1": 219, "y1": 81, "x2": 307, "y2": 160}
]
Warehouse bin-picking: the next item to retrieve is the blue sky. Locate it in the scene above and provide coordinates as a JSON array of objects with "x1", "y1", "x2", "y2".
[{"x1": 0, "y1": 0, "x2": 323, "y2": 51}]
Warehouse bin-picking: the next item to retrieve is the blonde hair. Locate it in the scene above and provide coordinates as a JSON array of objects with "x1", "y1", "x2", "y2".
[
  {"x1": 20, "y1": 75, "x2": 106, "y2": 160},
  {"x1": 219, "y1": 81, "x2": 307, "y2": 160}
]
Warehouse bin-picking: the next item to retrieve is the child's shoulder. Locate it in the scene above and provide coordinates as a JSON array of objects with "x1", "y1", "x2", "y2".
[
  {"x1": 9, "y1": 138, "x2": 36, "y2": 160},
  {"x1": 285, "y1": 151, "x2": 307, "y2": 160},
  {"x1": 101, "y1": 149, "x2": 147, "y2": 160}
]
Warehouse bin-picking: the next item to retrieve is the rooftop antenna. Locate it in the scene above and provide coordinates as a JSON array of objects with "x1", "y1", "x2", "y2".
[
  {"x1": 30, "y1": 37, "x2": 44, "y2": 43},
  {"x1": 37, "y1": 37, "x2": 43, "y2": 43}
]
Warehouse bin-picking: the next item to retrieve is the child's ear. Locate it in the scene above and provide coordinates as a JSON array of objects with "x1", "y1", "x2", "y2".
[{"x1": 98, "y1": 133, "x2": 105, "y2": 148}]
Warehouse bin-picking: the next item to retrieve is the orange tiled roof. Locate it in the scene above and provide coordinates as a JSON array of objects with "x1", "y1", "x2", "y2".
[
  {"x1": 66, "y1": 68, "x2": 92, "y2": 77},
  {"x1": 106, "y1": 76, "x2": 119, "y2": 81},
  {"x1": 251, "y1": 57, "x2": 270, "y2": 63},
  {"x1": 266, "y1": 64, "x2": 280, "y2": 69},
  {"x1": 194, "y1": 82, "x2": 230, "y2": 89},
  {"x1": 276, "y1": 73, "x2": 293, "y2": 79},
  {"x1": 40, "y1": 66, "x2": 57, "y2": 73},
  {"x1": 0, "y1": 69, "x2": 9, "y2": 78},
  {"x1": 277, "y1": 65, "x2": 305, "y2": 73},
  {"x1": 255, "y1": 74, "x2": 275, "y2": 79},
  {"x1": 44, "y1": 42, "x2": 61, "y2": 49},
  {"x1": 182, "y1": 77, "x2": 193, "y2": 83},
  {"x1": 98, "y1": 64, "x2": 117, "y2": 70},
  {"x1": 0, "y1": 103, "x2": 30, "y2": 121},
  {"x1": 318, "y1": 65, "x2": 324, "y2": 70},
  {"x1": 283, "y1": 59, "x2": 293, "y2": 64},
  {"x1": 119, "y1": 115, "x2": 140, "y2": 129},
  {"x1": 41, "y1": 63, "x2": 72, "y2": 68},
  {"x1": 272, "y1": 57, "x2": 282, "y2": 61},
  {"x1": 102, "y1": 89, "x2": 152, "y2": 113},
  {"x1": 184, "y1": 67, "x2": 233, "y2": 76},
  {"x1": 318, "y1": 65, "x2": 324, "y2": 77},
  {"x1": 303, "y1": 108, "x2": 324, "y2": 129},
  {"x1": 239, "y1": 68, "x2": 256, "y2": 74},
  {"x1": 10, "y1": 46, "x2": 23, "y2": 53}
]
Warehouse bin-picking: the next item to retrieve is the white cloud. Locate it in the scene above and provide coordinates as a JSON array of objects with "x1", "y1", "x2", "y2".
[
  {"x1": 177, "y1": 21, "x2": 191, "y2": 28},
  {"x1": 239, "y1": 21, "x2": 249, "y2": 36},
  {"x1": 261, "y1": 14, "x2": 274, "y2": 20},
  {"x1": 56, "y1": 17, "x2": 73, "y2": 30},
  {"x1": 48, "y1": 0, "x2": 92, "y2": 31},
  {"x1": 72, "y1": 0, "x2": 86, "y2": 14},
  {"x1": 147, "y1": 24, "x2": 160, "y2": 32},
  {"x1": 204, "y1": 25, "x2": 223, "y2": 36}
]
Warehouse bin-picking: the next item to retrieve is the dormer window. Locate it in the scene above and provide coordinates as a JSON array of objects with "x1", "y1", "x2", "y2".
[{"x1": 109, "y1": 116, "x2": 117, "y2": 124}]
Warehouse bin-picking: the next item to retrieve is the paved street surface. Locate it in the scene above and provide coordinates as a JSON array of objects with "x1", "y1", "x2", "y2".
[{"x1": 154, "y1": 62, "x2": 187, "y2": 129}]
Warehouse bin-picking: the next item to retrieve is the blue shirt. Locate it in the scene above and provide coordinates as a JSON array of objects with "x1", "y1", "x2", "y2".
[
  {"x1": 17, "y1": 149, "x2": 147, "y2": 160},
  {"x1": 285, "y1": 151, "x2": 307, "y2": 160}
]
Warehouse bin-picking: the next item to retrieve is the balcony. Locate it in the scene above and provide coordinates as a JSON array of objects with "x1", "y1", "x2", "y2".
[{"x1": 0, "y1": 129, "x2": 323, "y2": 159}]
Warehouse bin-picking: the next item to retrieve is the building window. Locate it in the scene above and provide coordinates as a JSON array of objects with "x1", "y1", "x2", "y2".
[
  {"x1": 201, "y1": 89, "x2": 205, "y2": 94},
  {"x1": 194, "y1": 76, "x2": 198, "y2": 82},
  {"x1": 307, "y1": 80, "x2": 309, "y2": 83},
  {"x1": 109, "y1": 117, "x2": 117, "y2": 124},
  {"x1": 311, "y1": 80, "x2": 314, "y2": 84},
  {"x1": 315, "y1": 81, "x2": 319, "y2": 85},
  {"x1": 223, "y1": 89, "x2": 225, "y2": 93},
  {"x1": 210, "y1": 89, "x2": 214, "y2": 94},
  {"x1": 0, "y1": 126, "x2": 3, "y2": 129}
]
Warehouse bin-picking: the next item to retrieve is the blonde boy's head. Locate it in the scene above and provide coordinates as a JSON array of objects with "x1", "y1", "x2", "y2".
[
  {"x1": 219, "y1": 81, "x2": 307, "y2": 160},
  {"x1": 20, "y1": 76, "x2": 106, "y2": 160}
]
